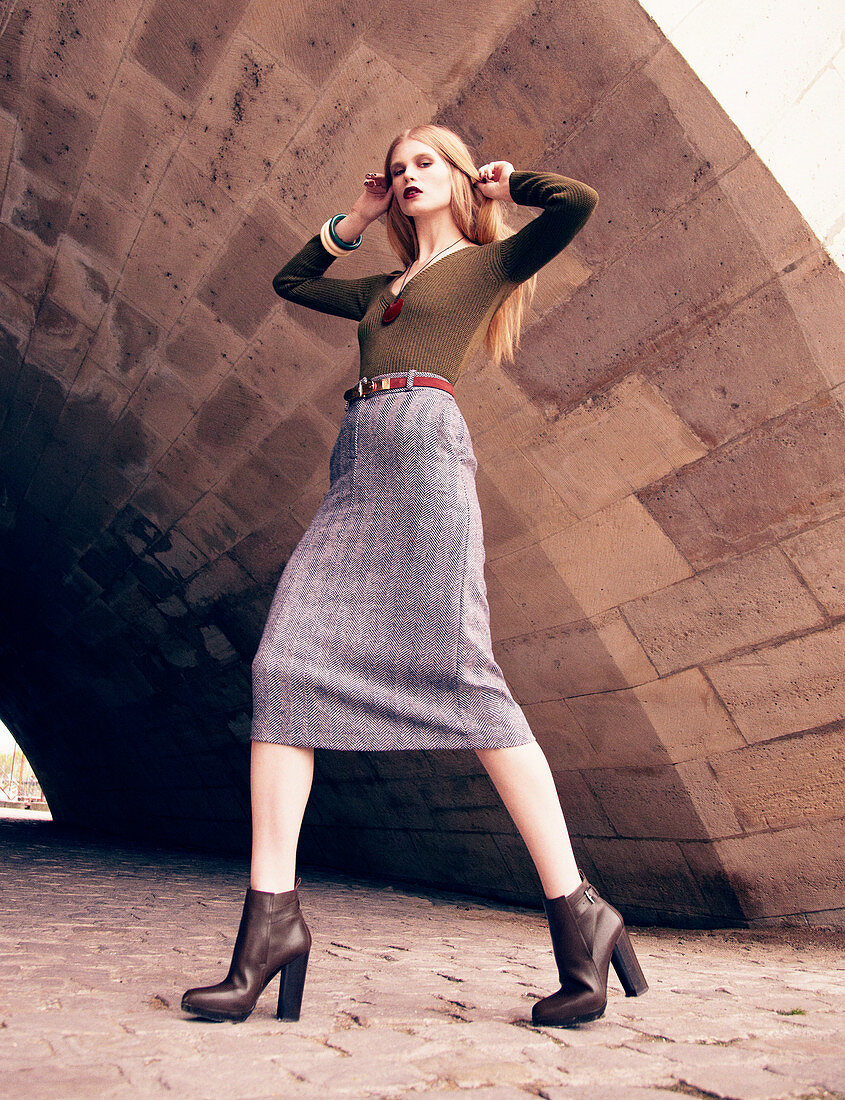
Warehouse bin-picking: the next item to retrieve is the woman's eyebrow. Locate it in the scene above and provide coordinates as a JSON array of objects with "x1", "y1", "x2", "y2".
[{"x1": 390, "y1": 154, "x2": 431, "y2": 171}]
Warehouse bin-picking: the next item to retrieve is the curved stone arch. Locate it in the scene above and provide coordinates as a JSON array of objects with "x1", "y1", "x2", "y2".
[{"x1": 0, "y1": 0, "x2": 842, "y2": 925}]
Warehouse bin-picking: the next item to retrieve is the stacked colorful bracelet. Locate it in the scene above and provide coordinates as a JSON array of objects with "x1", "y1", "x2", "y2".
[{"x1": 319, "y1": 214, "x2": 363, "y2": 257}]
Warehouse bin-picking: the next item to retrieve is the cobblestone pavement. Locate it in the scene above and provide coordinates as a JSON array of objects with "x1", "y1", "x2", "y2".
[{"x1": 2, "y1": 813, "x2": 844, "y2": 1100}]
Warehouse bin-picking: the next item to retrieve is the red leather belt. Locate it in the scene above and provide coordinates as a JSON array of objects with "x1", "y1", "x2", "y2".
[{"x1": 344, "y1": 374, "x2": 455, "y2": 403}]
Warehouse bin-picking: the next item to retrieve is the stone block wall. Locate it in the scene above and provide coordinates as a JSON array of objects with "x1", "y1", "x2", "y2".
[{"x1": 0, "y1": 0, "x2": 843, "y2": 925}]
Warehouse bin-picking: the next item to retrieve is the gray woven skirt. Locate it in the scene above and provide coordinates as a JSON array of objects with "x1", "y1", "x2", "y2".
[{"x1": 250, "y1": 370, "x2": 536, "y2": 751}]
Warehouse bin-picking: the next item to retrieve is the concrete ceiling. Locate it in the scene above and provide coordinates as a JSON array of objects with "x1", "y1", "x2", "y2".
[{"x1": 1, "y1": 0, "x2": 843, "y2": 926}]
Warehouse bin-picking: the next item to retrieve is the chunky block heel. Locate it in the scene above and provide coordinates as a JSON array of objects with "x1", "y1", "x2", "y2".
[
  {"x1": 277, "y1": 949, "x2": 309, "y2": 1020},
  {"x1": 611, "y1": 927, "x2": 649, "y2": 997}
]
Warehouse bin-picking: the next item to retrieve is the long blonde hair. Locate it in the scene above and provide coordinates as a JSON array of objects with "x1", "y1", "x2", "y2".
[{"x1": 382, "y1": 124, "x2": 537, "y2": 369}]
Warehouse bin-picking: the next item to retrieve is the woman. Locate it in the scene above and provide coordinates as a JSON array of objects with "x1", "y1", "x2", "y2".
[{"x1": 181, "y1": 124, "x2": 648, "y2": 1028}]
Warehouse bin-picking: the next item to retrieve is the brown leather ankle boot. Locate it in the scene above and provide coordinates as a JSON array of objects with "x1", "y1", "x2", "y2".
[
  {"x1": 181, "y1": 879, "x2": 311, "y2": 1023},
  {"x1": 532, "y1": 873, "x2": 648, "y2": 1027}
]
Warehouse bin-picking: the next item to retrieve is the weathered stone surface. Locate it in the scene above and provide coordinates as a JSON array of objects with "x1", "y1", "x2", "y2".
[
  {"x1": 566, "y1": 667, "x2": 744, "y2": 767},
  {"x1": 0, "y1": 221, "x2": 53, "y2": 303},
  {"x1": 648, "y1": 271, "x2": 832, "y2": 449},
  {"x1": 621, "y1": 544, "x2": 825, "y2": 674},
  {"x1": 583, "y1": 835, "x2": 713, "y2": 920},
  {"x1": 2, "y1": 161, "x2": 75, "y2": 251},
  {"x1": 706, "y1": 622, "x2": 845, "y2": 743},
  {"x1": 162, "y1": 298, "x2": 245, "y2": 398},
  {"x1": 46, "y1": 237, "x2": 120, "y2": 343},
  {"x1": 487, "y1": 542, "x2": 586, "y2": 631},
  {"x1": 1, "y1": 0, "x2": 843, "y2": 931},
  {"x1": 4, "y1": 813, "x2": 843, "y2": 1100},
  {"x1": 520, "y1": 373, "x2": 707, "y2": 520},
  {"x1": 25, "y1": 297, "x2": 94, "y2": 379},
  {"x1": 460, "y1": 360, "x2": 550, "y2": 460},
  {"x1": 179, "y1": 35, "x2": 312, "y2": 204},
  {"x1": 197, "y1": 199, "x2": 293, "y2": 340},
  {"x1": 85, "y1": 59, "x2": 189, "y2": 218},
  {"x1": 16, "y1": 82, "x2": 98, "y2": 193},
  {"x1": 584, "y1": 763, "x2": 726, "y2": 841},
  {"x1": 518, "y1": 495, "x2": 693, "y2": 619},
  {"x1": 707, "y1": 725, "x2": 845, "y2": 833},
  {"x1": 124, "y1": 363, "x2": 197, "y2": 441},
  {"x1": 673, "y1": 759, "x2": 746, "y2": 839},
  {"x1": 778, "y1": 251, "x2": 845, "y2": 390},
  {"x1": 28, "y1": 0, "x2": 137, "y2": 108},
  {"x1": 639, "y1": 394, "x2": 845, "y2": 569},
  {"x1": 131, "y1": 0, "x2": 252, "y2": 103},
  {"x1": 367, "y1": 0, "x2": 530, "y2": 103},
  {"x1": 484, "y1": 565, "x2": 534, "y2": 643},
  {"x1": 782, "y1": 511, "x2": 845, "y2": 616},
  {"x1": 712, "y1": 819, "x2": 845, "y2": 920},
  {"x1": 66, "y1": 179, "x2": 143, "y2": 267},
  {"x1": 0, "y1": 2, "x2": 40, "y2": 117},
  {"x1": 86, "y1": 294, "x2": 161, "y2": 388},
  {"x1": 495, "y1": 609, "x2": 656, "y2": 704},
  {"x1": 121, "y1": 202, "x2": 218, "y2": 326}
]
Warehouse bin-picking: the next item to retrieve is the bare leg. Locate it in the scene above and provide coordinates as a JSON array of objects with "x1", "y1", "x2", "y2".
[
  {"x1": 475, "y1": 741, "x2": 582, "y2": 899},
  {"x1": 249, "y1": 741, "x2": 314, "y2": 893}
]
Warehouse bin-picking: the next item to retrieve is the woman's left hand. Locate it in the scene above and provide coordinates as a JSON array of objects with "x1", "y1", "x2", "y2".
[{"x1": 474, "y1": 161, "x2": 515, "y2": 201}]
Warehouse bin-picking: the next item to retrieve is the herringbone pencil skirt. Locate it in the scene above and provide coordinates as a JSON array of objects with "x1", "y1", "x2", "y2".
[{"x1": 250, "y1": 371, "x2": 536, "y2": 751}]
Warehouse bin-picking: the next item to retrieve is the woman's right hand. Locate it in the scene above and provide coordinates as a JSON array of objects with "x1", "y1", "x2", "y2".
[{"x1": 351, "y1": 172, "x2": 393, "y2": 223}]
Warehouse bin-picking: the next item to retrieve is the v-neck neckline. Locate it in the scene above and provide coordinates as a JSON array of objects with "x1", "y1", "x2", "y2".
[{"x1": 382, "y1": 243, "x2": 480, "y2": 302}]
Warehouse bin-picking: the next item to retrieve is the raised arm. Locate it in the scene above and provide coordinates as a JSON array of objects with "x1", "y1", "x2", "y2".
[
  {"x1": 273, "y1": 177, "x2": 396, "y2": 322},
  {"x1": 488, "y1": 170, "x2": 599, "y2": 284},
  {"x1": 272, "y1": 234, "x2": 392, "y2": 322}
]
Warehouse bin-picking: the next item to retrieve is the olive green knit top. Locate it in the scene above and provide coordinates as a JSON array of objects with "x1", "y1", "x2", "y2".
[{"x1": 272, "y1": 170, "x2": 599, "y2": 386}]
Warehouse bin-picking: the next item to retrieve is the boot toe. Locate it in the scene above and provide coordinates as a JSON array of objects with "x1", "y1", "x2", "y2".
[
  {"x1": 532, "y1": 989, "x2": 607, "y2": 1027},
  {"x1": 181, "y1": 986, "x2": 241, "y2": 1021},
  {"x1": 181, "y1": 989, "x2": 213, "y2": 1016}
]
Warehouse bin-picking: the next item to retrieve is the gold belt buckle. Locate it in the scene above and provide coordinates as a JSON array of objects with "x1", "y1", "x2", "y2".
[
  {"x1": 351, "y1": 377, "x2": 395, "y2": 401},
  {"x1": 359, "y1": 377, "x2": 391, "y2": 398}
]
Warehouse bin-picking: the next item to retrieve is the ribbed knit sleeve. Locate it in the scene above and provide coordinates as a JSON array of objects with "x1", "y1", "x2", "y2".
[
  {"x1": 272, "y1": 234, "x2": 392, "y2": 322},
  {"x1": 488, "y1": 170, "x2": 599, "y2": 284}
]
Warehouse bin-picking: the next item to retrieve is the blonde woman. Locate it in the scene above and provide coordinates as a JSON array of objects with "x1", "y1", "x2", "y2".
[{"x1": 181, "y1": 124, "x2": 648, "y2": 1027}]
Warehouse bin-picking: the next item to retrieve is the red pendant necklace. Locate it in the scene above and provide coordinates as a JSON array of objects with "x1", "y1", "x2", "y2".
[{"x1": 381, "y1": 237, "x2": 466, "y2": 324}]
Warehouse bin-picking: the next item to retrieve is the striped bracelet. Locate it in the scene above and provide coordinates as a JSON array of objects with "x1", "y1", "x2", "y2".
[
  {"x1": 319, "y1": 214, "x2": 362, "y2": 257},
  {"x1": 328, "y1": 213, "x2": 362, "y2": 250},
  {"x1": 319, "y1": 220, "x2": 348, "y2": 257}
]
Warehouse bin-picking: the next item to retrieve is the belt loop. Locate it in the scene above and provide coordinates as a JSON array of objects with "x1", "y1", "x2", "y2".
[{"x1": 405, "y1": 369, "x2": 416, "y2": 389}]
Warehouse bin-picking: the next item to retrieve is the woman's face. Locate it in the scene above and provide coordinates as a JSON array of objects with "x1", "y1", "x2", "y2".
[{"x1": 389, "y1": 139, "x2": 453, "y2": 217}]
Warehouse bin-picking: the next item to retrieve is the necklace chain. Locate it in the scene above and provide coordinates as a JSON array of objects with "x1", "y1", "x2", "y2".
[{"x1": 394, "y1": 237, "x2": 466, "y2": 297}]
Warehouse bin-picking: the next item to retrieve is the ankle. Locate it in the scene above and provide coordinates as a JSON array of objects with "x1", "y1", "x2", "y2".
[
  {"x1": 250, "y1": 876, "x2": 297, "y2": 893},
  {"x1": 541, "y1": 866, "x2": 586, "y2": 902},
  {"x1": 542, "y1": 875, "x2": 583, "y2": 902}
]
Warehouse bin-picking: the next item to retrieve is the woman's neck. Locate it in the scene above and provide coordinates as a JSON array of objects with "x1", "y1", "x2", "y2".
[{"x1": 412, "y1": 209, "x2": 466, "y2": 262}]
